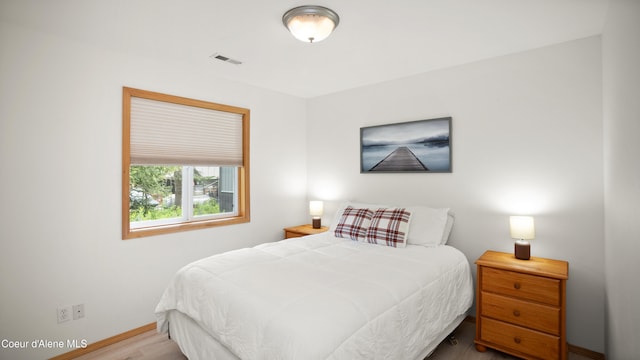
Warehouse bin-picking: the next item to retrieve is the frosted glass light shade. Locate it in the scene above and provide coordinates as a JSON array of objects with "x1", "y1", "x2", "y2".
[
  {"x1": 283, "y1": 6, "x2": 340, "y2": 43},
  {"x1": 309, "y1": 201, "x2": 324, "y2": 217},
  {"x1": 509, "y1": 216, "x2": 535, "y2": 240}
]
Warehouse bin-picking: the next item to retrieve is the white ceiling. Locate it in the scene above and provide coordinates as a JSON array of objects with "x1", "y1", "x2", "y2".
[{"x1": 1, "y1": 0, "x2": 610, "y2": 98}]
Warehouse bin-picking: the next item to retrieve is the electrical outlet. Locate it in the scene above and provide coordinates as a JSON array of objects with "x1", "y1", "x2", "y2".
[
  {"x1": 72, "y1": 304, "x2": 85, "y2": 320},
  {"x1": 57, "y1": 305, "x2": 73, "y2": 324}
]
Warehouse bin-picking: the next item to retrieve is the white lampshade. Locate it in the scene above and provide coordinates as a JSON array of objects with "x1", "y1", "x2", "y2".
[
  {"x1": 509, "y1": 216, "x2": 535, "y2": 240},
  {"x1": 283, "y1": 6, "x2": 339, "y2": 43},
  {"x1": 309, "y1": 201, "x2": 324, "y2": 217}
]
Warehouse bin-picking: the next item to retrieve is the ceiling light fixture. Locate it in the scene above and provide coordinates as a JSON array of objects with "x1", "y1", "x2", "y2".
[{"x1": 282, "y1": 5, "x2": 340, "y2": 43}]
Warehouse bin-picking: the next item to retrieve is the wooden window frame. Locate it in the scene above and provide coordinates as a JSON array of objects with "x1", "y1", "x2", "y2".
[{"x1": 122, "y1": 87, "x2": 250, "y2": 239}]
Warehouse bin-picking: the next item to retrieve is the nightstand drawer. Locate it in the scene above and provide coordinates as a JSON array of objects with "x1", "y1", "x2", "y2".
[
  {"x1": 284, "y1": 230, "x2": 305, "y2": 239},
  {"x1": 283, "y1": 225, "x2": 329, "y2": 239},
  {"x1": 481, "y1": 317, "x2": 560, "y2": 359},
  {"x1": 481, "y1": 292, "x2": 560, "y2": 335},
  {"x1": 482, "y1": 267, "x2": 560, "y2": 306}
]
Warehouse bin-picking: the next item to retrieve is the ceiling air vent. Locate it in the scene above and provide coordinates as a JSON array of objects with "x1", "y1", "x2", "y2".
[{"x1": 210, "y1": 53, "x2": 242, "y2": 65}]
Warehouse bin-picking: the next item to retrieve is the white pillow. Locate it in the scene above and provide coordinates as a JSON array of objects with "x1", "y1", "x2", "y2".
[
  {"x1": 440, "y1": 212, "x2": 455, "y2": 245},
  {"x1": 405, "y1": 206, "x2": 453, "y2": 247}
]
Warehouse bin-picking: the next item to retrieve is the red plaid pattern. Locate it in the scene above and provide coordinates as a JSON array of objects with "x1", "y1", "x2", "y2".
[
  {"x1": 334, "y1": 206, "x2": 374, "y2": 241},
  {"x1": 365, "y1": 208, "x2": 411, "y2": 248}
]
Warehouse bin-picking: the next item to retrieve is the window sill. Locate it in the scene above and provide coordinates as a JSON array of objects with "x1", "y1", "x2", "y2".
[{"x1": 122, "y1": 215, "x2": 250, "y2": 240}]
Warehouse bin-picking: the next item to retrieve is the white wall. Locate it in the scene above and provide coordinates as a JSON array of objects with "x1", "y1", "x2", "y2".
[
  {"x1": 0, "y1": 22, "x2": 308, "y2": 359},
  {"x1": 603, "y1": 0, "x2": 640, "y2": 358},
  {"x1": 307, "y1": 37, "x2": 605, "y2": 352}
]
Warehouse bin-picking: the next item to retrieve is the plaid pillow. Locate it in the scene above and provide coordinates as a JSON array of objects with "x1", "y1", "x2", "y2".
[
  {"x1": 334, "y1": 206, "x2": 374, "y2": 241},
  {"x1": 365, "y1": 208, "x2": 412, "y2": 248}
]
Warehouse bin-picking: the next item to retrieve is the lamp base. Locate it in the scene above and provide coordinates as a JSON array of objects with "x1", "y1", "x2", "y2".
[
  {"x1": 312, "y1": 218, "x2": 321, "y2": 229},
  {"x1": 514, "y1": 241, "x2": 530, "y2": 260}
]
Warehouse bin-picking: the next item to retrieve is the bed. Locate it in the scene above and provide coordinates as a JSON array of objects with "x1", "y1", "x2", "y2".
[{"x1": 155, "y1": 203, "x2": 474, "y2": 360}]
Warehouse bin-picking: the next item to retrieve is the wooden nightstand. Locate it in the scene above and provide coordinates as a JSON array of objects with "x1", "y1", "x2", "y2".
[
  {"x1": 283, "y1": 224, "x2": 329, "y2": 239},
  {"x1": 475, "y1": 250, "x2": 569, "y2": 360}
]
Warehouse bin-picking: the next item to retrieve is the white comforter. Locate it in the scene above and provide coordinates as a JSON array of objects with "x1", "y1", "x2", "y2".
[{"x1": 155, "y1": 233, "x2": 473, "y2": 360}]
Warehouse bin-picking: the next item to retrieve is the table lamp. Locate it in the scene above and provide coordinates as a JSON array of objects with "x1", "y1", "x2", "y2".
[
  {"x1": 309, "y1": 201, "x2": 324, "y2": 229},
  {"x1": 510, "y1": 216, "x2": 535, "y2": 260}
]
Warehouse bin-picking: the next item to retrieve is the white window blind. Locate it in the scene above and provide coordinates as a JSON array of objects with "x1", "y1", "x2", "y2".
[{"x1": 130, "y1": 97, "x2": 243, "y2": 166}]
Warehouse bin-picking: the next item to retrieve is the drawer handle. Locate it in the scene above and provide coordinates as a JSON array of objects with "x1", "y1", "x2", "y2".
[
  {"x1": 514, "y1": 337, "x2": 522, "y2": 344},
  {"x1": 513, "y1": 310, "x2": 521, "y2": 317},
  {"x1": 514, "y1": 282, "x2": 521, "y2": 289}
]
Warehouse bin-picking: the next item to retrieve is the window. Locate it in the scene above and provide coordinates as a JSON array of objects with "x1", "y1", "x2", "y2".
[{"x1": 122, "y1": 87, "x2": 250, "y2": 239}]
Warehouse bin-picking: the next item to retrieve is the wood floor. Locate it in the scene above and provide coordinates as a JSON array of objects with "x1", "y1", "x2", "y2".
[{"x1": 72, "y1": 320, "x2": 594, "y2": 360}]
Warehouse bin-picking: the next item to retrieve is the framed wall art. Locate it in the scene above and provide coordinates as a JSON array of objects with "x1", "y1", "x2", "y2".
[{"x1": 360, "y1": 117, "x2": 452, "y2": 173}]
